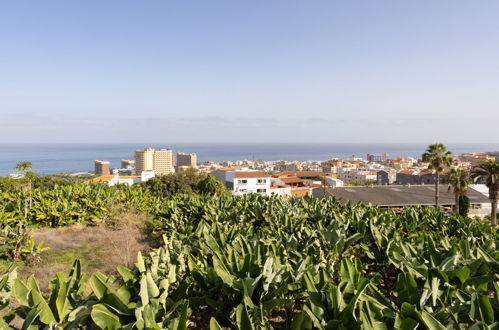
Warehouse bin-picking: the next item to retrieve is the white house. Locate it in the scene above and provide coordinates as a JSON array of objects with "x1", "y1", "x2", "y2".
[
  {"x1": 92, "y1": 170, "x2": 155, "y2": 187},
  {"x1": 140, "y1": 170, "x2": 156, "y2": 182},
  {"x1": 326, "y1": 177, "x2": 344, "y2": 187},
  {"x1": 226, "y1": 171, "x2": 271, "y2": 196},
  {"x1": 468, "y1": 184, "x2": 497, "y2": 218}
]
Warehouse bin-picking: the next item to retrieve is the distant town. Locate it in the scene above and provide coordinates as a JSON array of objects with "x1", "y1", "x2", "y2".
[{"x1": 67, "y1": 147, "x2": 498, "y2": 219}]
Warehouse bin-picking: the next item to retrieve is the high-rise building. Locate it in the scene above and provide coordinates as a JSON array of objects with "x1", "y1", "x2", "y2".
[
  {"x1": 154, "y1": 149, "x2": 174, "y2": 175},
  {"x1": 176, "y1": 152, "x2": 197, "y2": 168},
  {"x1": 134, "y1": 148, "x2": 174, "y2": 175},
  {"x1": 121, "y1": 159, "x2": 135, "y2": 168},
  {"x1": 135, "y1": 148, "x2": 154, "y2": 175},
  {"x1": 94, "y1": 160, "x2": 110, "y2": 175}
]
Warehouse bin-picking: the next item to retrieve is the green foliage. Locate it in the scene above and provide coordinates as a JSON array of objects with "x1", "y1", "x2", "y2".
[
  {"x1": 0, "y1": 191, "x2": 497, "y2": 328},
  {"x1": 13, "y1": 260, "x2": 92, "y2": 328},
  {"x1": 195, "y1": 174, "x2": 227, "y2": 196},
  {"x1": 0, "y1": 183, "x2": 152, "y2": 227},
  {"x1": 1, "y1": 170, "x2": 226, "y2": 229},
  {"x1": 349, "y1": 180, "x2": 375, "y2": 186},
  {"x1": 144, "y1": 169, "x2": 227, "y2": 199},
  {"x1": 422, "y1": 143, "x2": 453, "y2": 173},
  {"x1": 459, "y1": 195, "x2": 470, "y2": 217},
  {"x1": 472, "y1": 159, "x2": 499, "y2": 226},
  {"x1": 7, "y1": 242, "x2": 192, "y2": 329},
  {"x1": 145, "y1": 194, "x2": 498, "y2": 328},
  {"x1": 0, "y1": 223, "x2": 47, "y2": 262}
]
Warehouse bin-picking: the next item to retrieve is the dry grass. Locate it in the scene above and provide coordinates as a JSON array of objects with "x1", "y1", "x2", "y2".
[{"x1": 21, "y1": 212, "x2": 152, "y2": 290}]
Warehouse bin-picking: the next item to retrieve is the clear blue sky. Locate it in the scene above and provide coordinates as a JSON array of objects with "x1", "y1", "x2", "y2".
[{"x1": 1, "y1": 1, "x2": 498, "y2": 143}]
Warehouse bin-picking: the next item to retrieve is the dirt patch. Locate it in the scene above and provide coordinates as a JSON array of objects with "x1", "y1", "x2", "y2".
[{"x1": 23, "y1": 212, "x2": 152, "y2": 290}]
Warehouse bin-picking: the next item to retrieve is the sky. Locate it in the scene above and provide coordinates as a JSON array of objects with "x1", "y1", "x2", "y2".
[{"x1": 1, "y1": 1, "x2": 498, "y2": 143}]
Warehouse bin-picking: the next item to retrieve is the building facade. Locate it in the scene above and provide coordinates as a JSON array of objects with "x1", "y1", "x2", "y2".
[
  {"x1": 121, "y1": 159, "x2": 135, "y2": 168},
  {"x1": 135, "y1": 148, "x2": 174, "y2": 175},
  {"x1": 367, "y1": 153, "x2": 389, "y2": 162},
  {"x1": 376, "y1": 170, "x2": 397, "y2": 185},
  {"x1": 176, "y1": 153, "x2": 197, "y2": 168},
  {"x1": 396, "y1": 170, "x2": 445, "y2": 185},
  {"x1": 273, "y1": 163, "x2": 298, "y2": 172},
  {"x1": 94, "y1": 160, "x2": 110, "y2": 175},
  {"x1": 325, "y1": 177, "x2": 344, "y2": 187},
  {"x1": 226, "y1": 171, "x2": 271, "y2": 196},
  {"x1": 338, "y1": 170, "x2": 377, "y2": 184}
]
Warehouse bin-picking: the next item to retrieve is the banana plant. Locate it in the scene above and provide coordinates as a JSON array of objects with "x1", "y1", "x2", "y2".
[
  {"x1": 0, "y1": 267, "x2": 17, "y2": 327},
  {"x1": 13, "y1": 260, "x2": 93, "y2": 328}
]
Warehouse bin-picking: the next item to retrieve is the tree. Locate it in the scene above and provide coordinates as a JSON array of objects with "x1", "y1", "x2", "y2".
[
  {"x1": 195, "y1": 174, "x2": 227, "y2": 196},
  {"x1": 443, "y1": 167, "x2": 469, "y2": 214},
  {"x1": 15, "y1": 162, "x2": 35, "y2": 218},
  {"x1": 145, "y1": 170, "x2": 228, "y2": 199},
  {"x1": 471, "y1": 160, "x2": 499, "y2": 226},
  {"x1": 15, "y1": 161, "x2": 32, "y2": 175},
  {"x1": 144, "y1": 174, "x2": 193, "y2": 199},
  {"x1": 458, "y1": 195, "x2": 470, "y2": 218},
  {"x1": 422, "y1": 144, "x2": 453, "y2": 208}
]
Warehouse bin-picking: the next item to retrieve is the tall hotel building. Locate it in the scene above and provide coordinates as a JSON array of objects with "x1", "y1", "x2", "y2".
[
  {"x1": 134, "y1": 148, "x2": 174, "y2": 175},
  {"x1": 176, "y1": 152, "x2": 197, "y2": 168},
  {"x1": 94, "y1": 160, "x2": 110, "y2": 175}
]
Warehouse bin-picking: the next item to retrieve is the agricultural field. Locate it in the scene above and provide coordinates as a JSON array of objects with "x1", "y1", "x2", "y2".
[{"x1": 0, "y1": 181, "x2": 498, "y2": 329}]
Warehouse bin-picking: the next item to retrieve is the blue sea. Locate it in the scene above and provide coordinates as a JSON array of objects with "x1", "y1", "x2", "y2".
[{"x1": 0, "y1": 143, "x2": 497, "y2": 176}]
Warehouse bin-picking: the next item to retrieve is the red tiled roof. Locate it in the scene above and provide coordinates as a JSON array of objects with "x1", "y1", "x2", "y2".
[
  {"x1": 92, "y1": 175, "x2": 117, "y2": 182},
  {"x1": 274, "y1": 171, "x2": 324, "y2": 178},
  {"x1": 234, "y1": 171, "x2": 270, "y2": 178},
  {"x1": 279, "y1": 177, "x2": 304, "y2": 184},
  {"x1": 398, "y1": 170, "x2": 417, "y2": 175}
]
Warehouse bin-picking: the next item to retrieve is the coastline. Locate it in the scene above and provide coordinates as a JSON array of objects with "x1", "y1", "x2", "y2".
[{"x1": 0, "y1": 142, "x2": 497, "y2": 176}]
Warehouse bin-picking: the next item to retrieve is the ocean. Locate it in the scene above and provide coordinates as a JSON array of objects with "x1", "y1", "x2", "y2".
[{"x1": 0, "y1": 143, "x2": 497, "y2": 176}]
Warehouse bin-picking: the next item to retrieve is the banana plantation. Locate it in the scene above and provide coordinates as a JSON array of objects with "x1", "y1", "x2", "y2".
[
  {"x1": 0, "y1": 185, "x2": 498, "y2": 329},
  {"x1": 0, "y1": 183, "x2": 153, "y2": 227}
]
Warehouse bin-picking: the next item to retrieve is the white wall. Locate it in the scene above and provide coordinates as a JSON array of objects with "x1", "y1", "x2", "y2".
[
  {"x1": 270, "y1": 186, "x2": 292, "y2": 196},
  {"x1": 229, "y1": 174, "x2": 271, "y2": 196},
  {"x1": 326, "y1": 177, "x2": 344, "y2": 187}
]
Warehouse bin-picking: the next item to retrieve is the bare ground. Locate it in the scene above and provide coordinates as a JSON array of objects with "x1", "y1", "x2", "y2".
[{"x1": 23, "y1": 212, "x2": 152, "y2": 290}]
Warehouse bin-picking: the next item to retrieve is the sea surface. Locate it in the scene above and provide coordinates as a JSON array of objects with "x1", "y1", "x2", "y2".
[{"x1": 0, "y1": 143, "x2": 497, "y2": 176}]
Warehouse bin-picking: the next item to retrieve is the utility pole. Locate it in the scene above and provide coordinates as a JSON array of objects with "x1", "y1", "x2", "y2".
[{"x1": 323, "y1": 170, "x2": 326, "y2": 198}]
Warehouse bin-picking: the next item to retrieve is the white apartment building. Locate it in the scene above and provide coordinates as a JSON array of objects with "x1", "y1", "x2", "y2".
[
  {"x1": 338, "y1": 170, "x2": 377, "y2": 184},
  {"x1": 226, "y1": 171, "x2": 271, "y2": 196}
]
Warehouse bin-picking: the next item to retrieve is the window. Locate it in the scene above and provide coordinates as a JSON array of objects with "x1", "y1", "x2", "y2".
[
  {"x1": 239, "y1": 188, "x2": 247, "y2": 192},
  {"x1": 238, "y1": 179, "x2": 247, "y2": 184},
  {"x1": 257, "y1": 179, "x2": 266, "y2": 184},
  {"x1": 257, "y1": 189, "x2": 266, "y2": 193}
]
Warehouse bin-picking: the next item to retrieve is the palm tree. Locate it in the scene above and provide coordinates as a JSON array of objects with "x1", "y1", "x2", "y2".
[
  {"x1": 15, "y1": 161, "x2": 32, "y2": 174},
  {"x1": 422, "y1": 144, "x2": 453, "y2": 208},
  {"x1": 444, "y1": 167, "x2": 469, "y2": 214},
  {"x1": 471, "y1": 160, "x2": 499, "y2": 226}
]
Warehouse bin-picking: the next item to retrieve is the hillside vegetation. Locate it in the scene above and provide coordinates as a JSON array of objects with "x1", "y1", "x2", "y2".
[{"x1": 0, "y1": 180, "x2": 497, "y2": 329}]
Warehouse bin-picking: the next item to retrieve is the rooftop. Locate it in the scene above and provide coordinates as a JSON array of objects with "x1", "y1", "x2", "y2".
[
  {"x1": 279, "y1": 177, "x2": 304, "y2": 184},
  {"x1": 274, "y1": 171, "x2": 324, "y2": 178},
  {"x1": 234, "y1": 171, "x2": 270, "y2": 178},
  {"x1": 92, "y1": 174, "x2": 116, "y2": 182},
  {"x1": 313, "y1": 185, "x2": 489, "y2": 207}
]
